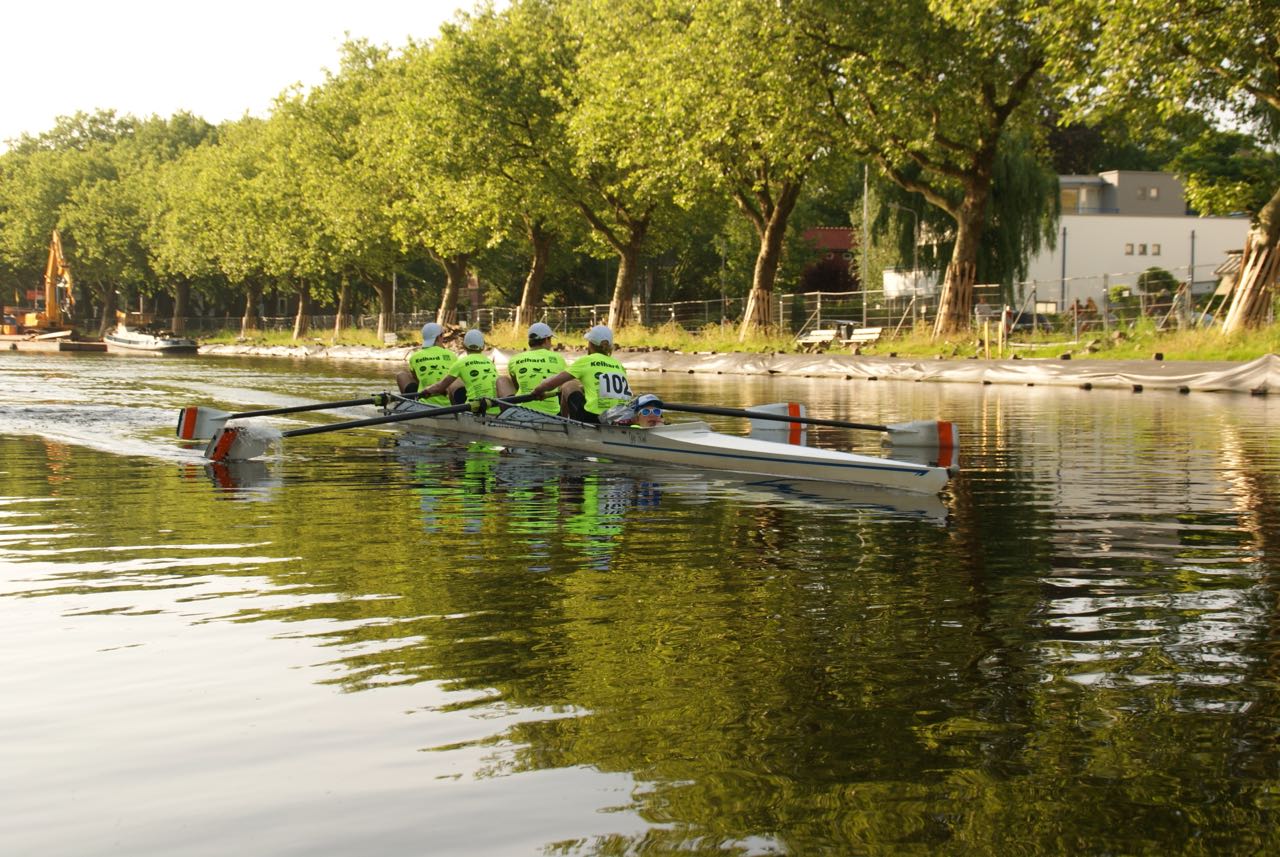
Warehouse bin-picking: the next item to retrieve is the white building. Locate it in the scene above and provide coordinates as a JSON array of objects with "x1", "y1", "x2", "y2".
[
  {"x1": 883, "y1": 170, "x2": 1250, "y2": 311},
  {"x1": 1021, "y1": 170, "x2": 1249, "y2": 311}
]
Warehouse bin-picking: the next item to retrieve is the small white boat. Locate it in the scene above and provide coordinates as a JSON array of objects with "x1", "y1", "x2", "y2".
[
  {"x1": 379, "y1": 401, "x2": 953, "y2": 495},
  {"x1": 104, "y1": 324, "x2": 199, "y2": 355}
]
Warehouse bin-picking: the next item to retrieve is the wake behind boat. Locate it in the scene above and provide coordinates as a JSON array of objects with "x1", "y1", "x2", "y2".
[{"x1": 105, "y1": 324, "x2": 198, "y2": 355}]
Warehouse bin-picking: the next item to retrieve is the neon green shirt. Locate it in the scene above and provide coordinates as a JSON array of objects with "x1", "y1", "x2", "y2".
[
  {"x1": 446, "y1": 352, "x2": 499, "y2": 412},
  {"x1": 408, "y1": 345, "x2": 456, "y2": 407},
  {"x1": 508, "y1": 348, "x2": 568, "y2": 414},
  {"x1": 567, "y1": 353, "x2": 631, "y2": 415}
]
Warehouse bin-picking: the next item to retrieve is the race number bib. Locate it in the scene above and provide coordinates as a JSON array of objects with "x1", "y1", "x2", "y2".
[{"x1": 596, "y1": 371, "x2": 632, "y2": 400}]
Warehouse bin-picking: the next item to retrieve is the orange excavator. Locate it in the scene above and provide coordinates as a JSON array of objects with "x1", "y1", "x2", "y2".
[{"x1": 2, "y1": 230, "x2": 75, "y2": 335}]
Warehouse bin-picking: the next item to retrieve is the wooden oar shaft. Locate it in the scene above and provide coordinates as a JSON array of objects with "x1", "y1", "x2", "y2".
[
  {"x1": 658, "y1": 401, "x2": 890, "y2": 432},
  {"x1": 281, "y1": 394, "x2": 535, "y2": 438}
]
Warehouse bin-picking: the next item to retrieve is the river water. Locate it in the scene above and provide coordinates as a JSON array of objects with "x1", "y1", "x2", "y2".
[{"x1": 2, "y1": 350, "x2": 1279, "y2": 856}]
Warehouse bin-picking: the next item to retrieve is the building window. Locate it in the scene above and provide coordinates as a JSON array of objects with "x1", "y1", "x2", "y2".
[
  {"x1": 1124, "y1": 243, "x2": 1134, "y2": 255},
  {"x1": 1149, "y1": 187, "x2": 1159, "y2": 200},
  {"x1": 1152, "y1": 243, "x2": 1161, "y2": 256},
  {"x1": 1138, "y1": 243, "x2": 1148, "y2": 255},
  {"x1": 1137, "y1": 187, "x2": 1147, "y2": 199}
]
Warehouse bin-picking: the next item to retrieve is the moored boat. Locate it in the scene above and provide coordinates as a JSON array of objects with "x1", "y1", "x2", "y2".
[{"x1": 104, "y1": 324, "x2": 198, "y2": 355}]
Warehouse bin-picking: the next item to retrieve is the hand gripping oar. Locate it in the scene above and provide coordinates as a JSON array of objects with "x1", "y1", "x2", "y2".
[
  {"x1": 203, "y1": 394, "x2": 537, "y2": 462},
  {"x1": 652, "y1": 400, "x2": 958, "y2": 449},
  {"x1": 177, "y1": 392, "x2": 409, "y2": 440}
]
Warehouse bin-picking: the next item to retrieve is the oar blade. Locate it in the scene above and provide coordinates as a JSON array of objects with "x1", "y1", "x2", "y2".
[
  {"x1": 177, "y1": 406, "x2": 232, "y2": 440},
  {"x1": 883, "y1": 419, "x2": 959, "y2": 449},
  {"x1": 204, "y1": 425, "x2": 277, "y2": 462},
  {"x1": 748, "y1": 402, "x2": 808, "y2": 446}
]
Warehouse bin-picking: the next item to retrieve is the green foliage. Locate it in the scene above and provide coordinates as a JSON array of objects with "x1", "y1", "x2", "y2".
[
  {"x1": 1169, "y1": 129, "x2": 1280, "y2": 217},
  {"x1": 1136, "y1": 267, "x2": 1178, "y2": 294},
  {"x1": 1, "y1": 0, "x2": 1278, "y2": 344}
]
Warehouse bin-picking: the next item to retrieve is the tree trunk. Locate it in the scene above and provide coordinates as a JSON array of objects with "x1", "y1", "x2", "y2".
[
  {"x1": 932, "y1": 193, "x2": 988, "y2": 337},
  {"x1": 369, "y1": 280, "x2": 393, "y2": 340},
  {"x1": 240, "y1": 282, "x2": 262, "y2": 338},
  {"x1": 607, "y1": 222, "x2": 649, "y2": 331},
  {"x1": 97, "y1": 285, "x2": 117, "y2": 337},
  {"x1": 515, "y1": 221, "x2": 552, "y2": 330},
  {"x1": 738, "y1": 180, "x2": 802, "y2": 341},
  {"x1": 171, "y1": 279, "x2": 190, "y2": 334},
  {"x1": 435, "y1": 254, "x2": 469, "y2": 326},
  {"x1": 333, "y1": 277, "x2": 350, "y2": 341},
  {"x1": 291, "y1": 280, "x2": 311, "y2": 341},
  {"x1": 1222, "y1": 185, "x2": 1280, "y2": 333}
]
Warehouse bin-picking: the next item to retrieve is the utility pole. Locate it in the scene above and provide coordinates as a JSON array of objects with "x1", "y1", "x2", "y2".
[{"x1": 861, "y1": 165, "x2": 869, "y2": 327}]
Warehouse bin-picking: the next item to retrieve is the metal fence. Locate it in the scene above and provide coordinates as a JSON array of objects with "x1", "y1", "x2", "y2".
[{"x1": 158, "y1": 262, "x2": 1248, "y2": 342}]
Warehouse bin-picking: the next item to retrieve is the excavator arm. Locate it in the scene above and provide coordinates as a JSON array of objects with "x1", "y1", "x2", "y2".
[{"x1": 41, "y1": 229, "x2": 74, "y2": 328}]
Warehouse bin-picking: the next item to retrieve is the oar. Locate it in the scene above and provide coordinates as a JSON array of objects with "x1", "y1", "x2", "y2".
[
  {"x1": 176, "y1": 391, "x2": 431, "y2": 440},
  {"x1": 652, "y1": 400, "x2": 957, "y2": 449},
  {"x1": 204, "y1": 394, "x2": 536, "y2": 461}
]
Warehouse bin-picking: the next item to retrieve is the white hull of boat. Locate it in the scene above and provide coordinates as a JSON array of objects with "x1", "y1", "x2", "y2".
[
  {"x1": 105, "y1": 327, "x2": 198, "y2": 355},
  {"x1": 386, "y1": 403, "x2": 952, "y2": 495}
]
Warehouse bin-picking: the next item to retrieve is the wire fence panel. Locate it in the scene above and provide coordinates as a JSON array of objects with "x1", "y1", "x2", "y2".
[{"x1": 156, "y1": 263, "x2": 1238, "y2": 342}]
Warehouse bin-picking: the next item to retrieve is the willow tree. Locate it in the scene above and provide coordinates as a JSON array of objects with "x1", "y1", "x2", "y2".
[
  {"x1": 801, "y1": 0, "x2": 1057, "y2": 337},
  {"x1": 1068, "y1": 0, "x2": 1280, "y2": 333}
]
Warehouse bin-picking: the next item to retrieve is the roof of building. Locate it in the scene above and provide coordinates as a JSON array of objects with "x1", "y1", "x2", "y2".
[{"x1": 803, "y1": 226, "x2": 854, "y2": 252}]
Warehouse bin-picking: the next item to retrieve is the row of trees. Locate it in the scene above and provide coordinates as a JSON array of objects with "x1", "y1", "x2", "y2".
[{"x1": 1, "y1": 0, "x2": 1277, "y2": 340}]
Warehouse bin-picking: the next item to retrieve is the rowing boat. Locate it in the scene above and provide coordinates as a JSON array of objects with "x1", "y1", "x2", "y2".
[{"x1": 379, "y1": 400, "x2": 953, "y2": 495}]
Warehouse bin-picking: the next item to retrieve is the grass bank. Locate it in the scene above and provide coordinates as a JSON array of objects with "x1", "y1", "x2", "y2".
[{"x1": 199, "y1": 318, "x2": 1279, "y2": 363}]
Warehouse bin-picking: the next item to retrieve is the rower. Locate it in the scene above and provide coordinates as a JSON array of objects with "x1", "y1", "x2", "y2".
[
  {"x1": 395, "y1": 322, "x2": 454, "y2": 407},
  {"x1": 601, "y1": 392, "x2": 666, "y2": 427},
  {"x1": 496, "y1": 322, "x2": 567, "y2": 414},
  {"x1": 421, "y1": 328, "x2": 499, "y2": 413},
  {"x1": 530, "y1": 325, "x2": 633, "y2": 424},
  {"x1": 632, "y1": 393, "x2": 665, "y2": 428}
]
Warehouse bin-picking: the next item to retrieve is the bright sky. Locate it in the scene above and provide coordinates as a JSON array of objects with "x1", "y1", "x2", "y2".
[{"x1": 0, "y1": 0, "x2": 470, "y2": 150}]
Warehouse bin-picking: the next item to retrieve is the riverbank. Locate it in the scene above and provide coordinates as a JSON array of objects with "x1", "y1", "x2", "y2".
[{"x1": 195, "y1": 342, "x2": 1280, "y2": 395}]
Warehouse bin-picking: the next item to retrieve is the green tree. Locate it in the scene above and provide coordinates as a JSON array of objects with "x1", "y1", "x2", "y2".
[
  {"x1": 278, "y1": 40, "x2": 411, "y2": 340},
  {"x1": 419, "y1": 2, "x2": 585, "y2": 330},
  {"x1": 539, "y1": 0, "x2": 689, "y2": 330},
  {"x1": 1168, "y1": 129, "x2": 1280, "y2": 220},
  {"x1": 383, "y1": 43, "x2": 501, "y2": 327},
  {"x1": 582, "y1": 0, "x2": 838, "y2": 339},
  {"x1": 160, "y1": 118, "x2": 282, "y2": 337},
  {"x1": 1059, "y1": 0, "x2": 1280, "y2": 332},
  {"x1": 800, "y1": 0, "x2": 1059, "y2": 337}
]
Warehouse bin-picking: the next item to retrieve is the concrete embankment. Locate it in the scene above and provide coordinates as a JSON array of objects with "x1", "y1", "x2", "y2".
[{"x1": 194, "y1": 343, "x2": 1280, "y2": 396}]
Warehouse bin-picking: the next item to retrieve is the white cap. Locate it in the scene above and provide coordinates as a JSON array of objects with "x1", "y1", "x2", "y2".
[
  {"x1": 634, "y1": 393, "x2": 661, "y2": 409},
  {"x1": 463, "y1": 329, "x2": 486, "y2": 351},
  {"x1": 527, "y1": 322, "x2": 554, "y2": 340},
  {"x1": 421, "y1": 322, "x2": 443, "y2": 346},
  {"x1": 585, "y1": 325, "x2": 613, "y2": 346}
]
